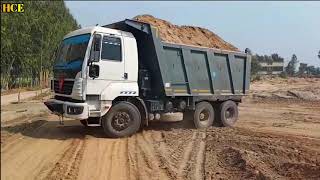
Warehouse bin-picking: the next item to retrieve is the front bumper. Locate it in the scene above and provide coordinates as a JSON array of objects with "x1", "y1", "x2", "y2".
[{"x1": 44, "y1": 99, "x2": 89, "y2": 120}]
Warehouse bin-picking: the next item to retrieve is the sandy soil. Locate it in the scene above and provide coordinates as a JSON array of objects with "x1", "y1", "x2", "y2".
[
  {"x1": 133, "y1": 15, "x2": 239, "y2": 51},
  {"x1": 1, "y1": 78, "x2": 320, "y2": 180},
  {"x1": 1, "y1": 88, "x2": 50, "y2": 106},
  {"x1": 250, "y1": 77, "x2": 320, "y2": 95}
]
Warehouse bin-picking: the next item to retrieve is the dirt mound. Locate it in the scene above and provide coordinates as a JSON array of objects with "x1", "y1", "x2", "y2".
[
  {"x1": 250, "y1": 77, "x2": 320, "y2": 102},
  {"x1": 133, "y1": 15, "x2": 239, "y2": 51},
  {"x1": 288, "y1": 90, "x2": 320, "y2": 101},
  {"x1": 204, "y1": 128, "x2": 320, "y2": 179}
]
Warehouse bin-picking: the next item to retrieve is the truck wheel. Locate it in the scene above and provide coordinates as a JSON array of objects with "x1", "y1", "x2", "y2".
[
  {"x1": 220, "y1": 100, "x2": 238, "y2": 127},
  {"x1": 102, "y1": 102, "x2": 141, "y2": 138},
  {"x1": 193, "y1": 101, "x2": 214, "y2": 128}
]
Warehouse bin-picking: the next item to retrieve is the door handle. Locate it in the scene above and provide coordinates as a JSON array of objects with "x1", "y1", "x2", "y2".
[{"x1": 123, "y1": 73, "x2": 128, "y2": 79}]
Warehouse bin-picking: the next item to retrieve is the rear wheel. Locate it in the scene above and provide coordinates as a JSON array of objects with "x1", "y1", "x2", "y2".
[
  {"x1": 193, "y1": 101, "x2": 214, "y2": 128},
  {"x1": 219, "y1": 100, "x2": 238, "y2": 127},
  {"x1": 102, "y1": 102, "x2": 141, "y2": 138}
]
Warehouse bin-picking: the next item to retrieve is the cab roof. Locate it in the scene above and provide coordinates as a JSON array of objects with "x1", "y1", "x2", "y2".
[{"x1": 63, "y1": 26, "x2": 134, "y2": 39}]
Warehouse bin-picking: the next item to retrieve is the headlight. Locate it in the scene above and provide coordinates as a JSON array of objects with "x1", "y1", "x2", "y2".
[{"x1": 72, "y1": 78, "x2": 83, "y2": 96}]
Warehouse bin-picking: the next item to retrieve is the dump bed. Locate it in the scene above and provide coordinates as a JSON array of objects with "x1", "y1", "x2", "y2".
[{"x1": 104, "y1": 19, "x2": 251, "y2": 99}]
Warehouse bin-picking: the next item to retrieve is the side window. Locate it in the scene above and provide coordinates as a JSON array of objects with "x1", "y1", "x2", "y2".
[
  {"x1": 89, "y1": 34, "x2": 101, "y2": 62},
  {"x1": 101, "y1": 36, "x2": 122, "y2": 61}
]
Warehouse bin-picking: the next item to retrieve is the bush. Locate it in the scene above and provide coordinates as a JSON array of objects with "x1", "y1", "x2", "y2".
[{"x1": 279, "y1": 72, "x2": 288, "y2": 79}]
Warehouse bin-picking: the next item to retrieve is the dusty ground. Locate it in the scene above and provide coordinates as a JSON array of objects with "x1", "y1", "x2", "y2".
[
  {"x1": 134, "y1": 15, "x2": 239, "y2": 51},
  {"x1": 250, "y1": 77, "x2": 320, "y2": 101},
  {"x1": 1, "y1": 88, "x2": 50, "y2": 106},
  {"x1": 1, "y1": 78, "x2": 320, "y2": 180}
]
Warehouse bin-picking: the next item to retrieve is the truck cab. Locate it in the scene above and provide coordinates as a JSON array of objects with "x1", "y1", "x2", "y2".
[{"x1": 45, "y1": 26, "x2": 139, "y2": 122}]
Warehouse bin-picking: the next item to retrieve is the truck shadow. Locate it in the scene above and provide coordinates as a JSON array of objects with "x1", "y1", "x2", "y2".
[
  {"x1": 1, "y1": 119, "x2": 103, "y2": 140},
  {"x1": 146, "y1": 113, "x2": 221, "y2": 131},
  {"x1": 146, "y1": 119, "x2": 195, "y2": 131},
  {"x1": 1, "y1": 115, "x2": 200, "y2": 141}
]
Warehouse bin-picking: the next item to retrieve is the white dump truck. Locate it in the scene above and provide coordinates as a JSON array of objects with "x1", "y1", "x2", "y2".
[{"x1": 44, "y1": 19, "x2": 251, "y2": 137}]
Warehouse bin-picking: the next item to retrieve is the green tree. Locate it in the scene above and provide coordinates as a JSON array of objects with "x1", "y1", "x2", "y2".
[
  {"x1": 271, "y1": 53, "x2": 284, "y2": 63},
  {"x1": 306, "y1": 66, "x2": 315, "y2": 75},
  {"x1": 250, "y1": 54, "x2": 262, "y2": 76},
  {"x1": 306, "y1": 66, "x2": 320, "y2": 76},
  {"x1": 1, "y1": 1, "x2": 79, "y2": 90},
  {"x1": 285, "y1": 54, "x2": 298, "y2": 76},
  {"x1": 298, "y1": 63, "x2": 308, "y2": 75}
]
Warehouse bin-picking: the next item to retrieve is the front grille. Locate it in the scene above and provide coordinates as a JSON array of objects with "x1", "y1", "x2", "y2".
[{"x1": 54, "y1": 80, "x2": 74, "y2": 95}]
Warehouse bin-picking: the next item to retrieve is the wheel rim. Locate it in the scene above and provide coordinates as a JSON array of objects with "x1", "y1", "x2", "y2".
[
  {"x1": 225, "y1": 107, "x2": 235, "y2": 122},
  {"x1": 199, "y1": 109, "x2": 210, "y2": 122},
  {"x1": 111, "y1": 111, "x2": 131, "y2": 131}
]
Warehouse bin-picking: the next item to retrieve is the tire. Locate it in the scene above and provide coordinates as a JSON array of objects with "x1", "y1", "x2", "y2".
[
  {"x1": 219, "y1": 100, "x2": 238, "y2": 127},
  {"x1": 80, "y1": 117, "x2": 100, "y2": 127},
  {"x1": 102, "y1": 101, "x2": 141, "y2": 138},
  {"x1": 193, "y1": 101, "x2": 214, "y2": 129}
]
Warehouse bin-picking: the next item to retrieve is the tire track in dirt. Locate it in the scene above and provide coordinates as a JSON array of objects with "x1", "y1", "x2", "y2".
[
  {"x1": 127, "y1": 136, "x2": 139, "y2": 180},
  {"x1": 176, "y1": 131, "x2": 198, "y2": 180},
  {"x1": 1, "y1": 119, "x2": 81, "y2": 180},
  {"x1": 1, "y1": 119, "x2": 47, "y2": 152},
  {"x1": 77, "y1": 137, "x2": 128, "y2": 180},
  {"x1": 158, "y1": 129, "x2": 207, "y2": 180},
  {"x1": 135, "y1": 132, "x2": 170, "y2": 180},
  {"x1": 107, "y1": 138, "x2": 129, "y2": 180},
  {"x1": 204, "y1": 127, "x2": 320, "y2": 180},
  {"x1": 45, "y1": 138, "x2": 85, "y2": 180},
  {"x1": 77, "y1": 131, "x2": 170, "y2": 180},
  {"x1": 194, "y1": 131, "x2": 206, "y2": 180},
  {"x1": 168, "y1": 138, "x2": 188, "y2": 158},
  {"x1": 135, "y1": 134, "x2": 154, "y2": 180},
  {"x1": 143, "y1": 131, "x2": 177, "y2": 178}
]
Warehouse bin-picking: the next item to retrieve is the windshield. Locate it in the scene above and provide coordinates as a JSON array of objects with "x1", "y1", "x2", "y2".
[{"x1": 55, "y1": 33, "x2": 91, "y2": 68}]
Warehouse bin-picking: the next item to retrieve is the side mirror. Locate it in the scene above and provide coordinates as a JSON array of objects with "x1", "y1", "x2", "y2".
[
  {"x1": 89, "y1": 34, "x2": 101, "y2": 63},
  {"x1": 89, "y1": 64, "x2": 100, "y2": 78}
]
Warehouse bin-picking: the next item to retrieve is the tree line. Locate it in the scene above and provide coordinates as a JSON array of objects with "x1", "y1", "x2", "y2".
[
  {"x1": 251, "y1": 51, "x2": 320, "y2": 78},
  {"x1": 1, "y1": 1, "x2": 319, "y2": 90},
  {"x1": 1, "y1": 1, "x2": 79, "y2": 90}
]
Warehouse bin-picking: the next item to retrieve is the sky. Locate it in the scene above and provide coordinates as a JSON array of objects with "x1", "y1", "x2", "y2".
[{"x1": 65, "y1": 1, "x2": 320, "y2": 67}]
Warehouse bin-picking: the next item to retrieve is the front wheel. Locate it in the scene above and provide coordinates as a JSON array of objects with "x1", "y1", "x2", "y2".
[{"x1": 102, "y1": 102, "x2": 141, "y2": 138}]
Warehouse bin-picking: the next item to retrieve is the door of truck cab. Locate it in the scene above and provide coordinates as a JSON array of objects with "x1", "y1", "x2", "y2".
[{"x1": 86, "y1": 33, "x2": 125, "y2": 94}]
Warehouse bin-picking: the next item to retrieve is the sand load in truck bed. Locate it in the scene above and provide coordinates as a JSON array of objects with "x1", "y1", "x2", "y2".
[{"x1": 133, "y1": 15, "x2": 239, "y2": 52}]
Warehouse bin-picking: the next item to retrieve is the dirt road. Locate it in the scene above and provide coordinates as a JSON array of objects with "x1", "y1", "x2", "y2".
[
  {"x1": 1, "y1": 88, "x2": 50, "y2": 106},
  {"x1": 1, "y1": 97, "x2": 320, "y2": 180}
]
